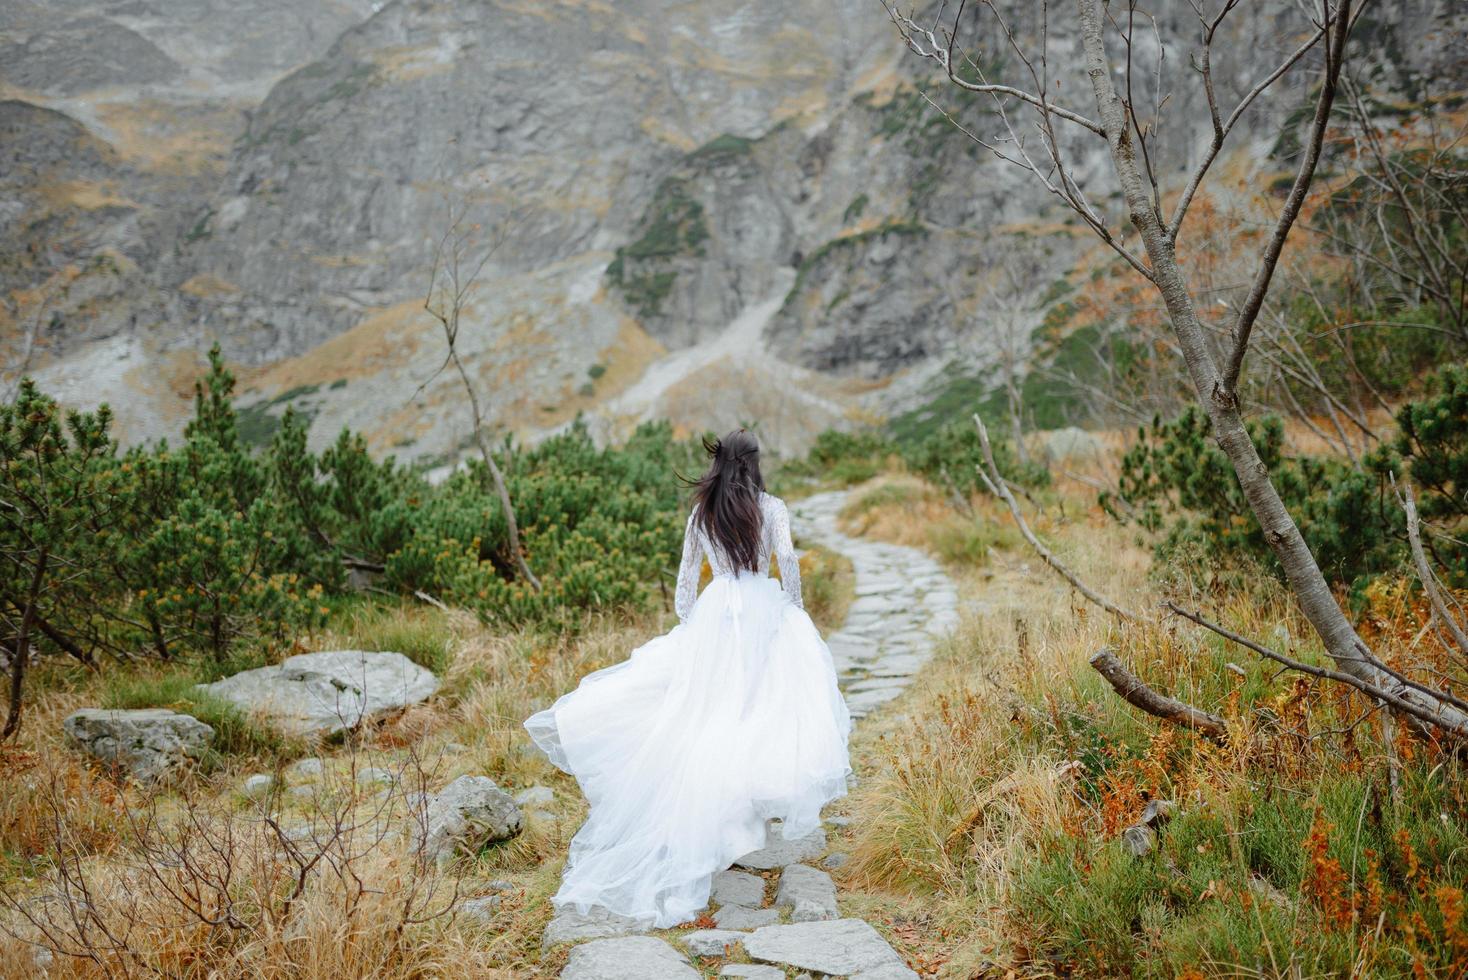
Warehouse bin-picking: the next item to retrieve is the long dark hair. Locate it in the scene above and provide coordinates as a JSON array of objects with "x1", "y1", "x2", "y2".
[{"x1": 685, "y1": 428, "x2": 765, "y2": 573}]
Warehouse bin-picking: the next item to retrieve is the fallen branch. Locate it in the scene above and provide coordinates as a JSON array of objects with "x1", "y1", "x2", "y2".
[
  {"x1": 1088, "y1": 649, "x2": 1228, "y2": 741},
  {"x1": 972, "y1": 414, "x2": 1139, "y2": 622}
]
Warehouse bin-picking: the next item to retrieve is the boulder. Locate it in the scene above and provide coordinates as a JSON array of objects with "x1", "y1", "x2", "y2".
[
  {"x1": 514, "y1": 785, "x2": 554, "y2": 807},
  {"x1": 289, "y1": 757, "x2": 324, "y2": 778},
  {"x1": 744, "y1": 919, "x2": 916, "y2": 978},
  {"x1": 1041, "y1": 426, "x2": 1104, "y2": 464},
  {"x1": 62, "y1": 708, "x2": 214, "y2": 782},
  {"x1": 561, "y1": 936, "x2": 698, "y2": 980},
  {"x1": 357, "y1": 767, "x2": 395, "y2": 786},
  {"x1": 775, "y1": 864, "x2": 838, "y2": 921},
  {"x1": 196, "y1": 650, "x2": 438, "y2": 737},
  {"x1": 414, "y1": 775, "x2": 522, "y2": 864},
  {"x1": 241, "y1": 773, "x2": 276, "y2": 798}
]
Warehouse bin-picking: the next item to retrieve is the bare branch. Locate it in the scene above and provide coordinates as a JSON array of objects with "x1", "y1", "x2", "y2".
[
  {"x1": 1165, "y1": 601, "x2": 1468, "y2": 741},
  {"x1": 882, "y1": 0, "x2": 1106, "y2": 135},
  {"x1": 973, "y1": 413, "x2": 1140, "y2": 622},
  {"x1": 1221, "y1": 0, "x2": 1351, "y2": 392},
  {"x1": 1168, "y1": 16, "x2": 1331, "y2": 240}
]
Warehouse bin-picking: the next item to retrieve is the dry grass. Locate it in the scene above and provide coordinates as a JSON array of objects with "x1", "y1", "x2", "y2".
[
  {"x1": 836, "y1": 489, "x2": 1150, "y2": 974},
  {"x1": 835, "y1": 470, "x2": 1468, "y2": 977},
  {"x1": 0, "y1": 603, "x2": 675, "y2": 977},
  {"x1": 838, "y1": 473, "x2": 1025, "y2": 566}
]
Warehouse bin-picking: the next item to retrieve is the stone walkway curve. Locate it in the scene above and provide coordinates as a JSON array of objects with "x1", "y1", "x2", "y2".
[{"x1": 549, "y1": 488, "x2": 960, "y2": 979}]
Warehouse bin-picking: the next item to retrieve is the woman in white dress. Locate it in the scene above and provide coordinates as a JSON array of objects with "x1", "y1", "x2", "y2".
[{"x1": 525, "y1": 428, "x2": 852, "y2": 928}]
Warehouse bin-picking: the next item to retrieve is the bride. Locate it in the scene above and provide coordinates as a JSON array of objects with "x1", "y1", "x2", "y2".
[{"x1": 525, "y1": 427, "x2": 852, "y2": 928}]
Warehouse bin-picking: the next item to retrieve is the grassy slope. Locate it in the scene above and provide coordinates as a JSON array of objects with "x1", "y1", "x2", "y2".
[{"x1": 826, "y1": 473, "x2": 1468, "y2": 979}]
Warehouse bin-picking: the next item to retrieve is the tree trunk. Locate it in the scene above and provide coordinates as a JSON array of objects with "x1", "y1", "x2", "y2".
[
  {"x1": 453, "y1": 356, "x2": 542, "y2": 592},
  {"x1": 3, "y1": 550, "x2": 46, "y2": 740},
  {"x1": 1075, "y1": 0, "x2": 1468, "y2": 735}
]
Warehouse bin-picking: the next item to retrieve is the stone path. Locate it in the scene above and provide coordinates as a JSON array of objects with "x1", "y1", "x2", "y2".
[
  {"x1": 550, "y1": 488, "x2": 959, "y2": 978},
  {"x1": 792, "y1": 490, "x2": 960, "y2": 720}
]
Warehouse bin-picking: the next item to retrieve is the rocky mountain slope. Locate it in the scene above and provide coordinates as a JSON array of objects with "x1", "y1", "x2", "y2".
[{"x1": 2, "y1": 0, "x2": 1462, "y2": 458}]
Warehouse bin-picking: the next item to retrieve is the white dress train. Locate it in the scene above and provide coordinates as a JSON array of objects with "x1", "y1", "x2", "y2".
[{"x1": 524, "y1": 492, "x2": 852, "y2": 928}]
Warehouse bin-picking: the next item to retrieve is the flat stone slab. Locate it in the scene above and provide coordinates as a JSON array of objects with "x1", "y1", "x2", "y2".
[
  {"x1": 542, "y1": 904, "x2": 650, "y2": 948},
  {"x1": 561, "y1": 936, "x2": 698, "y2": 980},
  {"x1": 735, "y1": 824, "x2": 826, "y2": 870},
  {"x1": 681, "y1": 929, "x2": 749, "y2": 957},
  {"x1": 719, "y1": 967, "x2": 784, "y2": 980},
  {"x1": 714, "y1": 904, "x2": 780, "y2": 929},
  {"x1": 198, "y1": 650, "x2": 438, "y2": 736},
  {"x1": 711, "y1": 869, "x2": 766, "y2": 907},
  {"x1": 775, "y1": 864, "x2": 838, "y2": 921},
  {"x1": 744, "y1": 919, "x2": 916, "y2": 978},
  {"x1": 63, "y1": 708, "x2": 214, "y2": 782}
]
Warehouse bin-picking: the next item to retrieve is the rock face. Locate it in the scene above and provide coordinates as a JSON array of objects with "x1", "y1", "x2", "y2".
[
  {"x1": 8, "y1": 0, "x2": 1462, "y2": 459},
  {"x1": 744, "y1": 919, "x2": 917, "y2": 978},
  {"x1": 415, "y1": 775, "x2": 522, "y2": 864},
  {"x1": 196, "y1": 650, "x2": 438, "y2": 736},
  {"x1": 561, "y1": 936, "x2": 699, "y2": 980},
  {"x1": 62, "y1": 708, "x2": 214, "y2": 781}
]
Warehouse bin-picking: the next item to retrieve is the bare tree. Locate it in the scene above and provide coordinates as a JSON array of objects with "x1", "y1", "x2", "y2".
[
  {"x1": 423, "y1": 206, "x2": 541, "y2": 593},
  {"x1": 885, "y1": 0, "x2": 1468, "y2": 738}
]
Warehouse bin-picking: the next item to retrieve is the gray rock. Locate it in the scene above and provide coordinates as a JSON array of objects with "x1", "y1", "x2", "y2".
[
  {"x1": 513, "y1": 785, "x2": 554, "y2": 807},
  {"x1": 681, "y1": 929, "x2": 749, "y2": 957},
  {"x1": 823, "y1": 852, "x2": 849, "y2": 870},
  {"x1": 197, "y1": 651, "x2": 438, "y2": 737},
  {"x1": 744, "y1": 919, "x2": 915, "y2": 978},
  {"x1": 775, "y1": 864, "x2": 838, "y2": 921},
  {"x1": 719, "y1": 967, "x2": 784, "y2": 980},
  {"x1": 415, "y1": 775, "x2": 522, "y2": 864},
  {"x1": 241, "y1": 773, "x2": 277, "y2": 798},
  {"x1": 288, "y1": 784, "x2": 315, "y2": 799},
  {"x1": 735, "y1": 823, "x2": 827, "y2": 870},
  {"x1": 459, "y1": 895, "x2": 501, "y2": 923},
  {"x1": 62, "y1": 709, "x2": 214, "y2": 782},
  {"x1": 357, "y1": 767, "x2": 395, "y2": 786},
  {"x1": 1042, "y1": 426, "x2": 1105, "y2": 463},
  {"x1": 825, "y1": 815, "x2": 852, "y2": 828},
  {"x1": 560, "y1": 936, "x2": 698, "y2": 980},
  {"x1": 289, "y1": 757, "x2": 324, "y2": 778},
  {"x1": 542, "y1": 904, "x2": 651, "y2": 948},
  {"x1": 714, "y1": 904, "x2": 781, "y2": 929},
  {"x1": 711, "y1": 869, "x2": 766, "y2": 907}
]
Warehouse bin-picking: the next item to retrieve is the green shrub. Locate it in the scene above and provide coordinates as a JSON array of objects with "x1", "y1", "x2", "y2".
[
  {"x1": 1106, "y1": 364, "x2": 1468, "y2": 590},
  {"x1": 903, "y1": 417, "x2": 1051, "y2": 496}
]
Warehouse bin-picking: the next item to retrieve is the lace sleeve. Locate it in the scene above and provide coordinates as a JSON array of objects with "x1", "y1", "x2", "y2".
[
  {"x1": 770, "y1": 498, "x2": 803, "y2": 610},
  {"x1": 674, "y1": 510, "x2": 703, "y2": 622}
]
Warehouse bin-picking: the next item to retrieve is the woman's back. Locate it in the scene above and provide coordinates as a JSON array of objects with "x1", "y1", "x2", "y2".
[{"x1": 677, "y1": 491, "x2": 802, "y2": 620}]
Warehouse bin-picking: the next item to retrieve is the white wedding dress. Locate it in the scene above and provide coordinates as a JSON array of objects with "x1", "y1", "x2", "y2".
[{"x1": 525, "y1": 492, "x2": 852, "y2": 927}]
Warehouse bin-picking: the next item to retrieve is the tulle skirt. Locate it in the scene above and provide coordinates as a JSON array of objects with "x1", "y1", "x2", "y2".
[{"x1": 524, "y1": 571, "x2": 852, "y2": 928}]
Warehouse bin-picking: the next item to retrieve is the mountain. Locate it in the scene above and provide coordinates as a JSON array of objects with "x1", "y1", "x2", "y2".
[{"x1": 2, "y1": 0, "x2": 1462, "y2": 458}]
